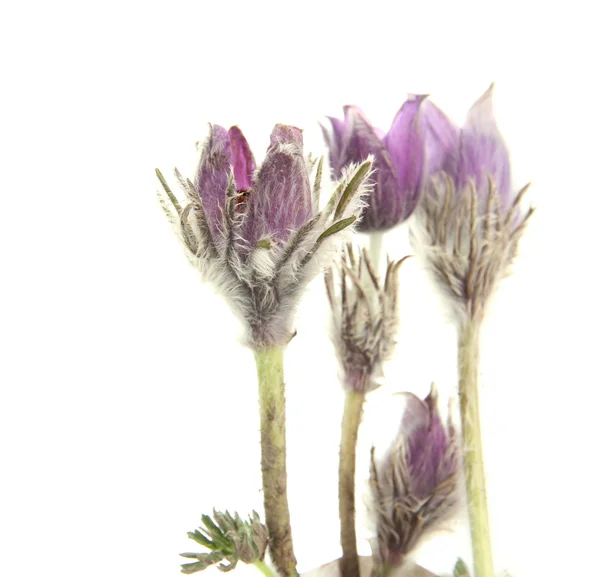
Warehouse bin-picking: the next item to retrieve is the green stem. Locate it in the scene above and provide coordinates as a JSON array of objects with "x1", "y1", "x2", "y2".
[
  {"x1": 339, "y1": 390, "x2": 366, "y2": 577},
  {"x1": 458, "y1": 321, "x2": 494, "y2": 577},
  {"x1": 368, "y1": 231, "x2": 385, "y2": 274},
  {"x1": 254, "y1": 346, "x2": 297, "y2": 577},
  {"x1": 371, "y1": 562, "x2": 392, "y2": 577},
  {"x1": 253, "y1": 560, "x2": 278, "y2": 577}
]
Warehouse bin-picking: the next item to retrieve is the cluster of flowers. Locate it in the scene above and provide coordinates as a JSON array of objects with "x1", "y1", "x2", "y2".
[{"x1": 157, "y1": 84, "x2": 531, "y2": 577}]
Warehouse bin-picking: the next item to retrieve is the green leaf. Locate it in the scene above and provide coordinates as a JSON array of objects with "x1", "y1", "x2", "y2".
[
  {"x1": 453, "y1": 558, "x2": 470, "y2": 577},
  {"x1": 201, "y1": 515, "x2": 234, "y2": 552},
  {"x1": 217, "y1": 559, "x2": 238, "y2": 573},
  {"x1": 333, "y1": 160, "x2": 371, "y2": 220},
  {"x1": 256, "y1": 238, "x2": 272, "y2": 250},
  {"x1": 316, "y1": 216, "x2": 357, "y2": 243},
  {"x1": 181, "y1": 562, "x2": 207, "y2": 574},
  {"x1": 180, "y1": 551, "x2": 225, "y2": 574},
  {"x1": 187, "y1": 529, "x2": 217, "y2": 550}
]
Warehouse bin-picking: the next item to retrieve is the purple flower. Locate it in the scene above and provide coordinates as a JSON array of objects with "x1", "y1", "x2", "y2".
[
  {"x1": 157, "y1": 124, "x2": 373, "y2": 348},
  {"x1": 322, "y1": 98, "x2": 426, "y2": 232},
  {"x1": 369, "y1": 384, "x2": 459, "y2": 570},
  {"x1": 411, "y1": 85, "x2": 533, "y2": 322}
]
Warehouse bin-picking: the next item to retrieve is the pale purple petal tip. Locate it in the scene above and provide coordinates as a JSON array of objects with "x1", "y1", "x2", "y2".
[
  {"x1": 382, "y1": 96, "x2": 427, "y2": 219},
  {"x1": 459, "y1": 84, "x2": 511, "y2": 197},
  {"x1": 400, "y1": 393, "x2": 431, "y2": 436},
  {"x1": 229, "y1": 126, "x2": 256, "y2": 191},
  {"x1": 421, "y1": 100, "x2": 460, "y2": 177},
  {"x1": 269, "y1": 124, "x2": 304, "y2": 149},
  {"x1": 194, "y1": 124, "x2": 232, "y2": 241}
]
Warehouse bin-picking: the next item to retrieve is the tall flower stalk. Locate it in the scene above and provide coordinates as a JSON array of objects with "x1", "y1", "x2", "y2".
[
  {"x1": 457, "y1": 320, "x2": 490, "y2": 577},
  {"x1": 254, "y1": 346, "x2": 295, "y2": 577},
  {"x1": 157, "y1": 124, "x2": 373, "y2": 577},
  {"x1": 326, "y1": 247, "x2": 405, "y2": 577},
  {"x1": 412, "y1": 85, "x2": 533, "y2": 577}
]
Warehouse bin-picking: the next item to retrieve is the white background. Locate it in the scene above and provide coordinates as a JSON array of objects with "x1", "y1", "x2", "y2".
[{"x1": 1, "y1": 1, "x2": 598, "y2": 576}]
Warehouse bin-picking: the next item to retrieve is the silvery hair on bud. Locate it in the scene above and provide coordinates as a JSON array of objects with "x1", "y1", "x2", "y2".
[
  {"x1": 157, "y1": 156, "x2": 374, "y2": 348},
  {"x1": 325, "y1": 246, "x2": 407, "y2": 393},
  {"x1": 410, "y1": 173, "x2": 533, "y2": 326}
]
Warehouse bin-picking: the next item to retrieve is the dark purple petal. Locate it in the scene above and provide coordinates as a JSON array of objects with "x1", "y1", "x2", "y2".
[
  {"x1": 336, "y1": 107, "x2": 408, "y2": 231},
  {"x1": 383, "y1": 96, "x2": 427, "y2": 221},
  {"x1": 229, "y1": 126, "x2": 255, "y2": 191},
  {"x1": 421, "y1": 99, "x2": 460, "y2": 177},
  {"x1": 459, "y1": 84, "x2": 511, "y2": 199},
  {"x1": 242, "y1": 125, "x2": 312, "y2": 247},
  {"x1": 399, "y1": 387, "x2": 455, "y2": 500},
  {"x1": 194, "y1": 124, "x2": 232, "y2": 241}
]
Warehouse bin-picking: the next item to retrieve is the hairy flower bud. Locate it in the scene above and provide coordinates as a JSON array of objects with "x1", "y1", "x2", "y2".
[
  {"x1": 157, "y1": 124, "x2": 373, "y2": 347},
  {"x1": 325, "y1": 246, "x2": 407, "y2": 392},
  {"x1": 321, "y1": 98, "x2": 426, "y2": 232},
  {"x1": 411, "y1": 85, "x2": 534, "y2": 323},
  {"x1": 369, "y1": 385, "x2": 459, "y2": 572}
]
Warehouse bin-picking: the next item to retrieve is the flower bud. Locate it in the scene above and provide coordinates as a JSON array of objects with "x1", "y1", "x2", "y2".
[
  {"x1": 369, "y1": 385, "x2": 459, "y2": 571},
  {"x1": 325, "y1": 246, "x2": 407, "y2": 392}
]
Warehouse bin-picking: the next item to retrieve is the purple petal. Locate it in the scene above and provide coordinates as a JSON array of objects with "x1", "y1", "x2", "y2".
[
  {"x1": 383, "y1": 95, "x2": 427, "y2": 220},
  {"x1": 229, "y1": 126, "x2": 255, "y2": 191},
  {"x1": 342, "y1": 105, "x2": 383, "y2": 163},
  {"x1": 269, "y1": 124, "x2": 304, "y2": 148},
  {"x1": 459, "y1": 84, "x2": 511, "y2": 199},
  {"x1": 336, "y1": 107, "x2": 407, "y2": 231},
  {"x1": 400, "y1": 387, "x2": 454, "y2": 499},
  {"x1": 194, "y1": 124, "x2": 232, "y2": 241},
  {"x1": 242, "y1": 126, "x2": 312, "y2": 247},
  {"x1": 400, "y1": 393, "x2": 431, "y2": 436},
  {"x1": 420, "y1": 99, "x2": 460, "y2": 178}
]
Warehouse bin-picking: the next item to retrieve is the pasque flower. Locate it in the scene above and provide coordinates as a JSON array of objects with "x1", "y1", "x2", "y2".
[
  {"x1": 411, "y1": 85, "x2": 534, "y2": 323},
  {"x1": 369, "y1": 385, "x2": 459, "y2": 573},
  {"x1": 321, "y1": 98, "x2": 426, "y2": 232},
  {"x1": 157, "y1": 123, "x2": 373, "y2": 347}
]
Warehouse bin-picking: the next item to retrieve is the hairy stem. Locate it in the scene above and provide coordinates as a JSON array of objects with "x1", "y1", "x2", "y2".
[
  {"x1": 458, "y1": 321, "x2": 493, "y2": 577},
  {"x1": 254, "y1": 346, "x2": 297, "y2": 577},
  {"x1": 368, "y1": 231, "x2": 385, "y2": 275},
  {"x1": 253, "y1": 560, "x2": 278, "y2": 577},
  {"x1": 339, "y1": 390, "x2": 366, "y2": 577}
]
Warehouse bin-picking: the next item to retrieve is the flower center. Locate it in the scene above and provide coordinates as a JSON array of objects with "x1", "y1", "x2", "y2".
[{"x1": 235, "y1": 189, "x2": 251, "y2": 211}]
